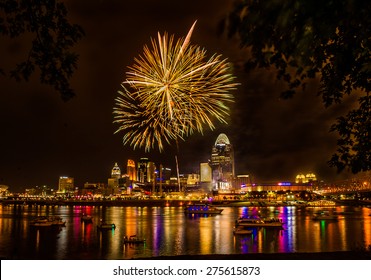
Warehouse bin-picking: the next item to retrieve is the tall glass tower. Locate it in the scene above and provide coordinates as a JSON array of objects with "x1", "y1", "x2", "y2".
[{"x1": 210, "y1": 133, "x2": 235, "y2": 190}]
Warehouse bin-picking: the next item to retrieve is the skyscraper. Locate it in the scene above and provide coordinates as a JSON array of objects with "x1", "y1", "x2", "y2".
[
  {"x1": 137, "y1": 158, "x2": 149, "y2": 183},
  {"x1": 210, "y1": 133, "x2": 235, "y2": 190},
  {"x1": 137, "y1": 158, "x2": 157, "y2": 184},
  {"x1": 111, "y1": 162, "x2": 121, "y2": 179},
  {"x1": 107, "y1": 162, "x2": 121, "y2": 195},
  {"x1": 58, "y1": 176, "x2": 74, "y2": 194},
  {"x1": 127, "y1": 159, "x2": 136, "y2": 181}
]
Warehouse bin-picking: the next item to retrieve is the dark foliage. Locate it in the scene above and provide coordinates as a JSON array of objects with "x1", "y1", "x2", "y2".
[
  {"x1": 0, "y1": 0, "x2": 84, "y2": 101},
  {"x1": 222, "y1": 0, "x2": 370, "y2": 173}
]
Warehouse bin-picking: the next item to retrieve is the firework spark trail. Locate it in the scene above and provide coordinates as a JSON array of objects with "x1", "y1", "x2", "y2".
[{"x1": 113, "y1": 21, "x2": 238, "y2": 152}]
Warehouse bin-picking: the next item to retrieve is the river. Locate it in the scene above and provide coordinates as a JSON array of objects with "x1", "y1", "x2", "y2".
[{"x1": 0, "y1": 204, "x2": 370, "y2": 259}]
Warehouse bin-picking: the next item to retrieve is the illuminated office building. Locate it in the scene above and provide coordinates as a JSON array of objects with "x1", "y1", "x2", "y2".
[
  {"x1": 111, "y1": 162, "x2": 121, "y2": 179},
  {"x1": 210, "y1": 133, "x2": 235, "y2": 190},
  {"x1": 127, "y1": 159, "x2": 137, "y2": 181},
  {"x1": 107, "y1": 163, "x2": 121, "y2": 194},
  {"x1": 137, "y1": 158, "x2": 156, "y2": 184},
  {"x1": 200, "y1": 162, "x2": 212, "y2": 192},
  {"x1": 147, "y1": 161, "x2": 156, "y2": 183},
  {"x1": 58, "y1": 176, "x2": 74, "y2": 194},
  {"x1": 0, "y1": 185, "x2": 9, "y2": 197},
  {"x1": 137, "y1": 158, "x2": 149, "y2": 183},
  {"x1": 295, "y1": 173, "x2": 317, "y2": 184},
  {"x1": 160, "y1": 167, "x2": 172, "y2": 183},
  {"x1": 233, "y1": 175, "x2": 252, "y2": 190},
  {"x1": 200, "y1": 163, "x2": 212, "y2": 182}
]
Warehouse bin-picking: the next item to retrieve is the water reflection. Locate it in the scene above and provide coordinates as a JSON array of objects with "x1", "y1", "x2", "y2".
[{"x1": 0, "y1": 204, "x2": 370, "y2": 259}]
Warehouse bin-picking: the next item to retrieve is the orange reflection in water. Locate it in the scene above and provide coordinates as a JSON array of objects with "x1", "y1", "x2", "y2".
[
  {"x1": 199, "y1": 217, "x2": 213, "y2": 255},
  {"x1": 363, "y1": 207, "x2": 371, "y2": 247}
]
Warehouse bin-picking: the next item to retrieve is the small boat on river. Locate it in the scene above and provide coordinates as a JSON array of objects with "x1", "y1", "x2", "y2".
[
  {"x1": 30, "y1": 216, "x2": 65, "y2": 227},
  {"x1": 123, "y1": 235, "x2": 146, "y2": 244},
  {"x1": 97, "y1": 221, "x2": 116, "y2": 230},
  {"x1": 30, "y1": 220, "x2": 53, "y2": 227},
  {"x1": 81, "y1": 214, "x2": 93, "y2": 223},
  {"x1": 233, "y1": 226, "x2": 253, "y2": 235},
  {"x1": 312, "y1": 211, "x2": 338, "y2": 221},
  {"x1": 184, "y1": 204, "x2": 223, "y2": 215},
  {"x1": 236, "y1": 215, "x2": 284, "y2": 228},
  {"x1": 50, "y1": 216, "x2": 66, "y2": 226},
  {"x1": 333, "y1": 211, "x2": 355, "y2": 215}
]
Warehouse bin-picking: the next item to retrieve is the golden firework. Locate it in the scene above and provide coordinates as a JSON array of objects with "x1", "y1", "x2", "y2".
[{"x1": 113, "y1": 21, "x2": 238, "y2": 152}]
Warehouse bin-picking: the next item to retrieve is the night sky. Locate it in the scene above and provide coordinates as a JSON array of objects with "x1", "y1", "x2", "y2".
[{"x1": 0, "y1": 0, "x2": 354, "y2": 191}]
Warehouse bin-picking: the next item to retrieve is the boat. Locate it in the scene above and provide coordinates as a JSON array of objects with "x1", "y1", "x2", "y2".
[
  {"x1": 30, "y1": 216, "x2": 65, "y2": 227},
  {"x1": 30, "y1": 220, "x2": 53, "y2": 227},
  {"x1": 333, "y1": 211, "x2": 355, "y2": 215},
  {"x1": 233, "y1": 226, "x2": 253, "y2": 235},
  {"x1": 97, "y1": 222, "x2": 116, "y2": 230},
  {"x1": 50, "y1": 216, "x2": 66, "y2": 226},
  {"x1": 30, "y1": 216, "x2": 49, "y2": 224},
  {"x1": 81, "y1": 214, "x2": 93, "y2": 222},
  {"x1": 184, "y1": 204, "x2": 223, "y2": 215},
  {"x1": 123, "y1": 235, "x2": 146, "y2": 244},
  {"x1": 312, "y1": 211, "x2": 338, "y2": 221},
  {"x1": 236, "y1": 215, "x2": 284, "y2": 228}
]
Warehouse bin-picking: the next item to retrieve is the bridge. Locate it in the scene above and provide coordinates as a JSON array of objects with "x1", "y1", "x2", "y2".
[{"x1": 313, "y1": 173, "x2": 371, "y2": 196}]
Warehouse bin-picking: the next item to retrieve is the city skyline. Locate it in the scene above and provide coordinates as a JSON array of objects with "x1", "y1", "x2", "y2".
[
  {"x1": 5, "y1": 145, "x2": 321, "y2": 193},
  {"x1": 0, "y1": 0, "x2": 356, "y2": 191}
]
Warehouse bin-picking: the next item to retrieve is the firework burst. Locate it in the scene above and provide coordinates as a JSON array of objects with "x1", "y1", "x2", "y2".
[{"x1": 113, "y1": 21, "x2": 238, "y2": 152}]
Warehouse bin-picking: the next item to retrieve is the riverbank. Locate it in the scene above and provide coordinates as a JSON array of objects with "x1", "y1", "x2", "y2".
[{"x1": 1, "y1": 198, "x2": 371, "y2": 208}]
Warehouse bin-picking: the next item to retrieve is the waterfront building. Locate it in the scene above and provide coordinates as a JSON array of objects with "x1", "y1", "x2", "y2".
[
  {"x1": 295, "y1": 173, "x2": 317, "y2": 183},
  {"x1": 147, "y1": 161, "x2": 156, "y2": 183},
  {"x1": 187, "y1": 173, "x2": 200, "y2": 186},
  {"x1": 246, "y1": 182, "x2": 312, "y2": 192},
  {"x1": 127, "y1": 159, "x2": 136, "y2": 181},
  {"x1": 210, "y1": 133, "x2": 235, "y2": 191},
  {"x1": 0, "y1": 185, "x2": 9, "y2": 198},
  {"x1": 107, "y1": 163, "x2": 121, "y2": 195},
  {"x1": 160, "y1": 167, "x2": 172, "y2": 184},
  {"x1": 25, "y1": 185, "x2": 54, "y2": 196},
  {"x1": 111, "y1": 162, "x2": 121, "y2": 179},
  {"x1": 107, "y1": 178, "x2": 118, "y2": 195},
  {"x1": 57, "y1": 176, "x2": 74, "y2": 194},
  {"x1": 82, "y1": 182, "x2": 106, "y2": 196},
  {"x1": 137, "y1": 158, "x2": 149, "y2": 183},
  {"x1": 233, "y1": 175, "x2": 252, "y2": 191},
  {"x1": 200, "y1": 162, "x2": 212, "y2": 192},
  {"x1": 200, "y1": 163, "x2": 212, "y2": 182},
  {"x1": 305, "y1": 173, "x2": 317, "y2": 182},
  {"x1": 137, "y1": 158, "x2": 157, "y2": 184},
  {"x1": 118, "y1": 175, "x2": 131, "y2": 194}
]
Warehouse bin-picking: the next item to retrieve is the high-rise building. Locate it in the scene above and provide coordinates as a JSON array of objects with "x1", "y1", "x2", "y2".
[
  {"x1": 0, "y1": 185, "x2": 9, "y2": 198},
  {"x1": 210, "y1": 133, "x2": 235, "y2": 190},
  {"x1": 111, "y1": 162, "x2": 121, "y2": 179},
  {"x1": 108, "y1": 163, "x2": 121, "y2": 195},
  {"x1": 137, "y1": 158, "x2": 156, "y2": 183},
  {"x1": 137, "y1": 158, "x2": 149, "y2": 183},
  {"x1": 127, "y1": 159, "x2": 137, "y2": 181},
  {"x1": 200, "y1": 162, "x2": 212, "y2": 192},
  {"x1": 161, "y1": 167, "x2": 172, "y2": 183},
  {"x1": 58, "y1": 176, "x2": 74, "y2": 194},
  {"x1": 147, "y1": 161, "x2": 156, "y2": 183},
  {"x1": 200, "y1": 163, "x2": 212, "y2": 182}
]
